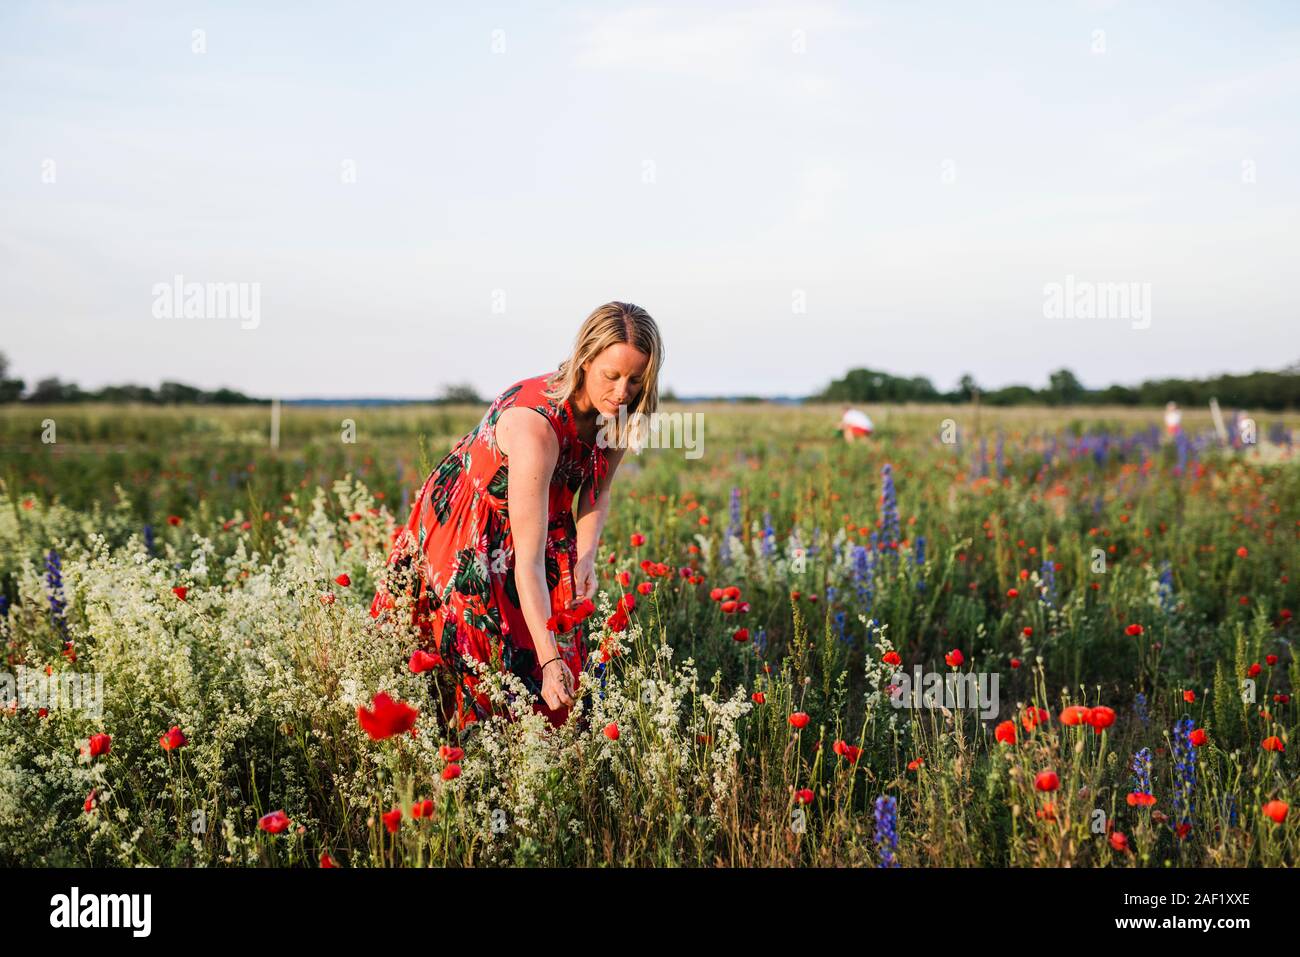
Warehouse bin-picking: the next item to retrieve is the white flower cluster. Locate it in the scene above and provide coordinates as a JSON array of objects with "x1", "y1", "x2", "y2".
[{"x1": 698, "y1": 682, "x2": 753, "y2": 827}]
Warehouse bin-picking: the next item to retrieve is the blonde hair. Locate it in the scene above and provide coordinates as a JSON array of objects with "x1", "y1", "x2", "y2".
[{"x1": 542, "y1": 301, "x2": 664, "y2": 453}]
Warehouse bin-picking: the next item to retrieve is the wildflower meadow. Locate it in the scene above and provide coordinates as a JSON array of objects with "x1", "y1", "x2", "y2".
[{"x1": 1, "y1": 401, "x2": 1295, "y2": 869}]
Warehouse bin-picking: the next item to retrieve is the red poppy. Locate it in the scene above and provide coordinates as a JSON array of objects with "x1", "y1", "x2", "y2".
[
  {"x1": 83, "y1": 789, "x2": 97, "y2": 814},
  {"x1": 1010, "y1": 658, "x2": 1022, "y2": 669},
  {"x1": 794, "y1": 788, "x2": 814, "y2": 804},
  {"x1": 408, "y1": 649, "x2": 442, "y2": 673},
  {"x1": 334, "y1": 573, "x2": 351, "y2": 587},
  {"x1": 1189, "y1": 728, "x2": 1207, "y2": 747},
  {"x1": 441, "y1": 763, "x2": 462, "y2": 780},
  {"x1": 258, "y1": 810, "x2": 291, "y2": 834},
  {"x1": 831, "y1": 740, "x2": 863, "y2": 763},
  {"x1": 1059, "y1": 705, "x2": 1090, "y2": 727},
  {"x1": 732, "y1": 628, "x2": 750, "y2": 642},
  {"x1": 722, "y1": 586, "x2": 741, "y2": 600},
  {"x1": 167, "y1": 515, "x2": 182, "y2": 526},
  {"x1": 1127, "y1": 791, "x2": 1156, "y2": 807},
  {"x1": 382, "y1": 807, "x2": 402, "y2": 833},
  {"x1": 1183, "y1": 690, "x2": 1196, "y2": 703},
  {"x1": 907, "y1": 758, "x2": 923, "y2": 771},
  {"x1": 172, "y1": 586, "x2": 188, "y2": 601},
  {"x1": 752, "y1": 691, "x2": 766, "y2": 704},
  {"x1": 1125, "y1": 623, "x2": 1143, "y2": 637},
  {"x1": 883, "y1": 650, "x2": 902, "y2": 666},
  {"x1": 1022, "y1": 626, "x2": 1033, "y2": 637},
  {"x1": 636, "y1": 581, "x2": 654, "y2": 596},
  {"x1": 1262, "y1": 736, "x2": 1285, "y2": 752},
  {"x1": 1022, "y1": 706, "x2": 1049, "y2": 731},
  {"x1": 84, "y1": 732, "x2": 112, "y2": 758},
  {"x1": 319, "y1": 851, "x2": 337, "y2": 867},
  {"x1": 607, "y1": 609, "x2": 629, "y2": 632},
  {"x1": 1086, "y1": 706, "x2": 1116, "y2": 732},
  {"x1": 159, "y1": 725, "x2": 188, "y2": 751},
  {"x1": 1006, "y1": 588, "x2": 1019, "y2": 599},
  {"x1": 1036, "y1": 803, "x2": 1057, "y2": 821},
  {"x1": 1034, "y1": 770, "x2": 1059, "y2": 792},
  {"x1": 788, "y1": 711, "x2": 810, "y2": 729},
  {"x1": 720, "y1": 600, "x2": 739, "y2": 614},
  {"x1": 709, "y1": 587, "x2": 723, "y2": 601},
  {"x1": 546, "y1": 610, "x2": 574, "y2": 633},
  {"x1": 630, "y1": 533, "x2": 645, "y2": 546},
  {"x1": 439, "y1": 745, "x2": 464, "y2": 762},
  {"x1": 944, "y1": 649, "x2": 964, "y2": 667},
  {"x1": 1262, "y1": 800, "x2": 1289, "y2": 824},
  {"x1": 1236, "y1": 546, "x2": 1248, "y2": 558},
  {"x1": 617, "y1": 593, "x2": 636, "y2": 615},
  {"x1": 603, "y1": 722, "x2": 620, "y2": 740},
  {"x1": 1248, "y1": 663, "x2": 1262, "y2": 678},
  {"x1": 618, "y1": 571, "x2": 632, "y2": 587},
  {"x1": 356, "y1": 692, "x2": 418, "y2": 741},
  {"x1": 1109, "y1": 831, "x2": 1129, "y2": 852},
  {"x1": 1266, "y1": 654, "x2": 1279, "y2": 666},
  {"x1": 994, "y1": 720, "x2": 1017, "y2": 745}
]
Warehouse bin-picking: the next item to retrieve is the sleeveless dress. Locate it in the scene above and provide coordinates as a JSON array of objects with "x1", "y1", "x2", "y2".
[{"x1": 369, "y1": 371, "x2": 609, "y2": 731}]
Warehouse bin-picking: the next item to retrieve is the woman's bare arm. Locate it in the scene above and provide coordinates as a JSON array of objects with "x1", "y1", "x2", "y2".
[
  {"x1": 495, "y1": 406, "x2": 573, "y2": 707},
  {"x1": 575, "y1": 444, "x2": 624, "y2": 561}
]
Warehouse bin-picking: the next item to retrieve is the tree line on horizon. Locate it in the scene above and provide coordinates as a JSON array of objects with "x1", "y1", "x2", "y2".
[
  {"x1": 815, "y1": 362, "x2": 1300, "y2": 411},
  {"x1": 3, "y1": 350, "x2": 1298, "y2": 410},
  {"x1": 0, "y1": 353, "x2": 486, "y2": 406}
]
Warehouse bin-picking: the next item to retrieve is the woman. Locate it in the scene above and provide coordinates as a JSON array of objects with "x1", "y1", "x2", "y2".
[
  {"x1": 1164, "y1": 401, "x2": 1182, "y2": 437},
  {"x1": 370, "y1": 302, "x2": 663, "y2": 733},
  {"x1": 838, "y1": 406, "x2": 873, "y2": 442}
]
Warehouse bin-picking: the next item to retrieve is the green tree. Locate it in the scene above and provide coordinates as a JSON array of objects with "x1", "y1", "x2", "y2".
[
  {"x1": 1046, "y1": 368, "x2": 1084, "y2": 406},
  {"x1": 439, "y1": 382, "x2": 483, "y2": 404}
]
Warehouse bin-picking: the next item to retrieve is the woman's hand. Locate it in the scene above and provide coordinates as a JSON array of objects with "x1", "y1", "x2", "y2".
[
  {"x1": 540, "y1": 654, "x2": 576, "y2": 711},
  {"x1": 572, "y1": 553, "x2": 598, "y2": 606}
]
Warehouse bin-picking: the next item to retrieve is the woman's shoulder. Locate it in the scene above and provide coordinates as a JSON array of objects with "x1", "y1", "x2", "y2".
[{"x1": 489, "y1": 372, "x2": 570, "y2": 443}]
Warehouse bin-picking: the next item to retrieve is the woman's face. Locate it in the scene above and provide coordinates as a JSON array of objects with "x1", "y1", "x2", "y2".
[{"x1": 581, "y1": 343, "x2": 650, "y2": 419}]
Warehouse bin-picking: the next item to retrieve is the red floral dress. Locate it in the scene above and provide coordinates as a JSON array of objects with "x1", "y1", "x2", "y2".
[{"x1": 370, "y1": 371, "x2": 608, "y2": 731}]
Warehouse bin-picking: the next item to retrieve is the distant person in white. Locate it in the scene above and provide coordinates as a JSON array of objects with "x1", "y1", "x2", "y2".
[
  {"x1": 1164, "y1": 401, "x2": 1182, "y2": 437},
  {"x1": 1232, "y1": 408, "x2": 1251, "y2": 448},
  {"x1": 839, "y1": 406, "x2": 873, "y2": 442}
]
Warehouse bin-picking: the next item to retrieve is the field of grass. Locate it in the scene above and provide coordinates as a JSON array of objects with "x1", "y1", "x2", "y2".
[{"x1": 0, "y1": 400, "x2": 1296, "y2": 866}]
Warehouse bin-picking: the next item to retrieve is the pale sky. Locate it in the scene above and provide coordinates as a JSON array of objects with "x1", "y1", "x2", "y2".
[{"x1": 2, "y1": 0, "x2": 1297, "y2": 399}]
